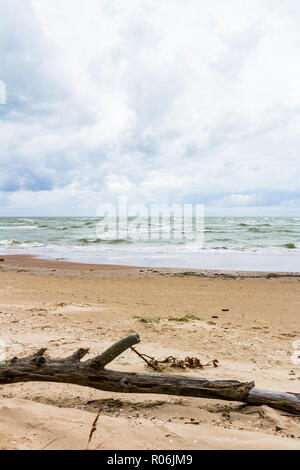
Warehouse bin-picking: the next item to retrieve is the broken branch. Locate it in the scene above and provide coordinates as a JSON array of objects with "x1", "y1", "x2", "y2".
[{"x1": 0, "y1": 334, "x2": 299, "y2": 415}]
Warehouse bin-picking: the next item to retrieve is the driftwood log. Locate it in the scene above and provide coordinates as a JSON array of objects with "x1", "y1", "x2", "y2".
[{"x1": 0, "y1": 334, "x2": 299, "y2": 414}]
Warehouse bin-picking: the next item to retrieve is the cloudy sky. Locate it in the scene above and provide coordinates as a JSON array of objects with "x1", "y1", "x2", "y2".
[{"x1": 1, "y1": 0, "x2": 300, "y2": 216}]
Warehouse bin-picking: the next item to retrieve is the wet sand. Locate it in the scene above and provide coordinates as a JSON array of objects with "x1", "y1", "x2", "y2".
[{"x1": 0, "y1": 254, "x2": 299, "y2": 450}]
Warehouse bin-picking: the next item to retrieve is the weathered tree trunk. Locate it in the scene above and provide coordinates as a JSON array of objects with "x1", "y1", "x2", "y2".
[
  {"x1": 0, "y1": 334, "x2": 299, "y2": 414},
  {"x1": 245, "y1": 389, "x2": 300, "y2": 414}
]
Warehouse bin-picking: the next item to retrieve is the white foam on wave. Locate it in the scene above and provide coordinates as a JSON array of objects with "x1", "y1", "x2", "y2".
[{"x1": 0, "y1": 226, "x2": 39, "y2": 230}]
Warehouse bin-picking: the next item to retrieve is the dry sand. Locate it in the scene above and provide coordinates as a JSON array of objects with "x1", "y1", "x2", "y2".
[{"x1": 0, "y1": 254, "x2": 299, "y2": 450}]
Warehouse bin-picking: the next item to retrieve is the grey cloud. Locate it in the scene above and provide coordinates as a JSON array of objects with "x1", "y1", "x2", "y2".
[{"x1": 0, "y1": 0, "x2": 300, "y2": 214}]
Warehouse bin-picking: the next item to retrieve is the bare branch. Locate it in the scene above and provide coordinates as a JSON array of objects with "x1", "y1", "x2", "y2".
[
  {"x1": 66, "y1": 348, "x2": 90, "y2": 362},
  {"x1": 88, "y1": 334, "x2": 140, "y2": 369},
  {"x1": 0, "y1": 334, "x2": 299, "y2": 414}
]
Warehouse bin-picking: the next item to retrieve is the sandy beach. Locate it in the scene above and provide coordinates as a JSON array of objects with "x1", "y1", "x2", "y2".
[{"x1": 0, "y1": 254, "x2": 299, "y2": 450}]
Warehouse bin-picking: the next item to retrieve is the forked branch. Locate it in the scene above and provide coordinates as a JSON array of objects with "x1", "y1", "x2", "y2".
[{"x1": 0, "y1": 334, "x2": 299, "y2": 414}]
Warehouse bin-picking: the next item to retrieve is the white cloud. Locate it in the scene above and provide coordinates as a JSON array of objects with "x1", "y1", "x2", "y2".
[{"x1": 106, "y1": 174, "x2": 133, "y2": 193}]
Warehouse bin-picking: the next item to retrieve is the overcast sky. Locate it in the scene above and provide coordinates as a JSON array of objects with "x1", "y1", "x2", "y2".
[{"x1": 1, "y1": 0, "x2": 300, "y2": 216}]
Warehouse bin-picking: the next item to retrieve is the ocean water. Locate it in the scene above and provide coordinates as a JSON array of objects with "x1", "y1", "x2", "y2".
[{"x1": 0, "y1": 216, "x2": 299, "y2": 272}]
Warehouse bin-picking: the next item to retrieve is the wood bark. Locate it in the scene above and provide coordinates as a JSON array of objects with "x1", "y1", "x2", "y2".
[{"x1": 0, "y1": 334, "x2": 299, "y2": 414}]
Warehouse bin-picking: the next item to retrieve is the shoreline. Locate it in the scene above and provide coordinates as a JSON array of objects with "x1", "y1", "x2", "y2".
[
  {"x1": 1, "y1": 253, "x2": 300, "y2": 278},
  {"x1": 1, "y1": 243, "x2": 300, "y2": 273}
]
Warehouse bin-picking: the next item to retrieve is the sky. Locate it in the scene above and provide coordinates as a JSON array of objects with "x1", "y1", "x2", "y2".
[{"x1": 1, "y1": 0, "x2": 300, "y2": 216}]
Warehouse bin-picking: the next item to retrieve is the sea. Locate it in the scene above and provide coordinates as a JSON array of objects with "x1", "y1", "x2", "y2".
[{"x1": 0, "y1": 216, "x2": 299, "y2": 272}]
